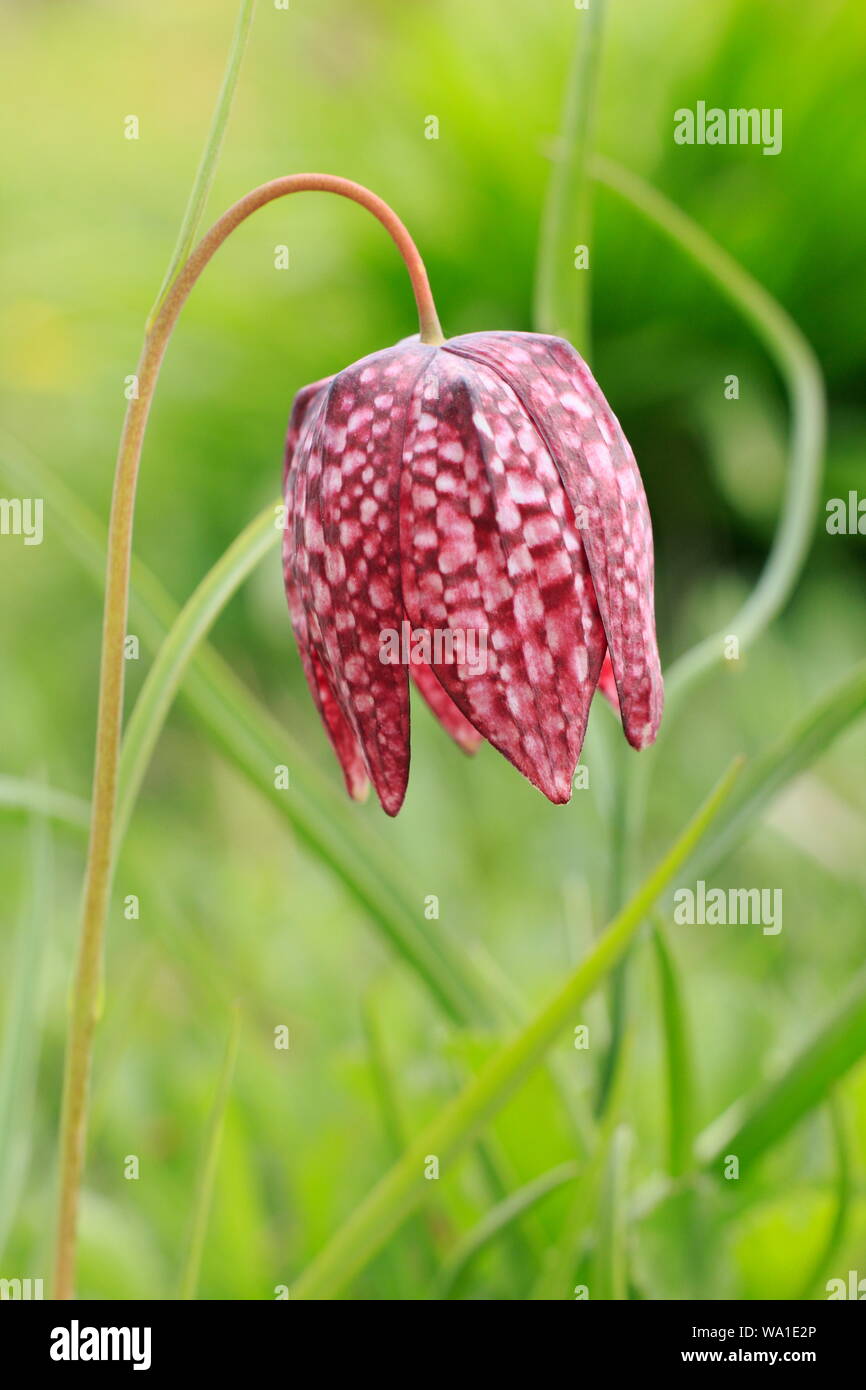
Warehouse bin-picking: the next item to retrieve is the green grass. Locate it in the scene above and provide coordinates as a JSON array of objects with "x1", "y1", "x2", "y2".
[{"x1": 1, "y1": 0, "x2": 865, "y2": 1301}]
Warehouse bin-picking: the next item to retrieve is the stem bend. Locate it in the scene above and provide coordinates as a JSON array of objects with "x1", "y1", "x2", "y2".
[{"x1": 53, "y1": 175, "x2": 443, "y2": 1299}]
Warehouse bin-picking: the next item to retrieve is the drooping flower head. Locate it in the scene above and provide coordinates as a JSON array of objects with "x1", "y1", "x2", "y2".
[{"x1": 282, "y1": 331, "x2": 662, "y2": 815}]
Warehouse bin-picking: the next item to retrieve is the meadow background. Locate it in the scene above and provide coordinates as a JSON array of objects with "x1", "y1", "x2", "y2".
[{"x1": 1, "y1": 0, "x2": 865, "y2": 1300}]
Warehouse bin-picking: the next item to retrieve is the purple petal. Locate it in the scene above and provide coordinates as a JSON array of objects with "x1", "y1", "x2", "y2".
[
  {"x1": 287, "y1": 343, "x2": 434, "y2": 815},
  {"x1": 447, "y1": 332, "x2": 663, "y2": 748},
  {"x1": 399, "y1": 349, "x2": 605, "y2": 804}
]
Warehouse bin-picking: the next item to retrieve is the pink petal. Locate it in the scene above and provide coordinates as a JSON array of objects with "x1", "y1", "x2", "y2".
[
  {"x1": 400, "y1": 349, "x2": 605, "y2": 804},
  {"x1": 282, "y1": 374, "x2": 334, "y2": 490},
  {"x1": 446, "y1": 332, "x2": 663, "y2": 749},
  {"x1": 284, "y1": 388, "x2": 369, "y2": 801},
  {"x1": 288, "y1": 343, "x2": 435, "y2": 815},
  {"x1": 597, "y1": 650, "x2": 620, "y2": 713}
]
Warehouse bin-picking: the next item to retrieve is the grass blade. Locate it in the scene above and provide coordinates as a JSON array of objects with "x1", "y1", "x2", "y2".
[
  {"x1": 798, "y1": 1092, "x2": 852, "y2": 1300},
  {"x1": 534, "y1": 0, "x2": 605, "y2": 353},
  {"x1": 0, "y1": 438, "x2": 493, "y2": 1028},
  {"x1": 529, "y1": 1148, "x2": 605, "y2": 1301},
  {"x1": 361, "y1": 995, "x2": 439, "y2": 1288},
  {"x1": 115, "y1": 503, "x2": 277, "y2": 843},
  {"x1": 0, "y1": 814, "x2": 52, "y2": 1260},
  {"x1": 591, "y1": 156, "x2": 826, "y2": 714},
  {"x1": 698, "y1": 968, "x2": 866, "y2": 1173},
  {"x1": 436, "y1": 1161, "x2": 579, "y2": 1299},
  {"x1": 690, "y1": 659, "x2": 866, "y2": 877},
  {"x1": 652, "y1": 917, "x2": 695, "y2": 1177},
  {"x1": 178, "y1": 1004, "x2": 242, "y2": 1300},
  {"x1": 0, "y1": 776, "x2": 89, "y2": 830},
  {"x1": 468, "y1": 942, "x2": 596, "y2": 1157},
  {"x1": 592, "y1": 1125, "x2": 631, "y2": 1300},
  {"x1": 148, "y1": 0, "x2": 257, "y2": 327},
  {"x1": 362, "y1": 996, "x2": 410, "y2": 1162},
  {"x1": 290, "y1": 760, "x2": 742, "y2": 1300}
]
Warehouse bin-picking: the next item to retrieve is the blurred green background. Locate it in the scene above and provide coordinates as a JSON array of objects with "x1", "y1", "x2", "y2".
[{"x1": 1, "y1": 0, "x2": 865, "y2": 1300}]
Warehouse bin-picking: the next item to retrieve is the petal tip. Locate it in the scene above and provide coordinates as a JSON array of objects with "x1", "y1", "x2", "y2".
[{"x1": 347, "y1": 773, "x2": 371, "y2": 804}]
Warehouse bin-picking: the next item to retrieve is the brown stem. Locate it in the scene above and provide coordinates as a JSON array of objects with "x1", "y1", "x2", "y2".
[{"x1": 52, "y1": 174, "x2": 444, "y2": 1299}]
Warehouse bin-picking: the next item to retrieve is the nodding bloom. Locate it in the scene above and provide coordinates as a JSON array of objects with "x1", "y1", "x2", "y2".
[{"x1": 282, "y1": 331, "x2": 663, "y2": 815}]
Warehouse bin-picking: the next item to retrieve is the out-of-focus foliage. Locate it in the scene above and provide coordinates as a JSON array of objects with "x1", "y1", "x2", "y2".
[{"x1": 0, "y1": 0, "x2": 864, "y2": 1299}]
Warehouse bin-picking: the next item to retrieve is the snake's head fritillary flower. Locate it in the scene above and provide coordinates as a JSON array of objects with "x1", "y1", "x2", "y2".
[{"x1": 282, "y1": 331, "x2": 663, "y2": 815}]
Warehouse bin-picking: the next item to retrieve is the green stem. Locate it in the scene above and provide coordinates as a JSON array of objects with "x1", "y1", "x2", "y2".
[
  {"x1": 587, "y1": 159, "x2": 825, "y2": 1124},
  {"x1": 114, "y1": 503, "x2": 276, "y2": 844},
  {"x1": 595, "y1": 735, "x2": 631, "y2": 1114},
  {"x1": 534, "y1": 0, "x2": 605, "y2": 354},
  {"x1": 591, "y1": 156, "x2": 825, "y2": 715},
  {"x1": 291, "y1": 760, "x2": 742, "y2": 1300},
  {"x1": 6, "y1": 438, "x2": 494, "y2": 1029},
  {"x1": 52, "y1": 174, "x2": 444, "y2": 1299}
]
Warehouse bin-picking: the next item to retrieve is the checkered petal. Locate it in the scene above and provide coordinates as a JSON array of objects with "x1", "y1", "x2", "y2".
[
  {"x1": 445, "y1": 332, "x2": 663, "y2": 748},
  {"x1": 283, "y1": 385, "x2": 370, "y2": 802},
  {"x1": 283, "y1": 328, "x2": 662, "y2": 813},
  {"x1": 399, "y1": 350, "x2": 606, "y2": 803},
  {"x1": 285, "y1": 342, "x2": 435, "y2": 814}
]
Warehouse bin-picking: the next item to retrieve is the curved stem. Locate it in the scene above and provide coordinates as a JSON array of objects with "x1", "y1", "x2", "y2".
[
  {"x1": 587, "y1": 158, "x2": 825, "y2": 1117},
  {"x1": 52, "y1": 174, "x2": 444, "y2": 1299},
  {"x1": 590, "y1": 156, "x2": 825, "y2": 717}
]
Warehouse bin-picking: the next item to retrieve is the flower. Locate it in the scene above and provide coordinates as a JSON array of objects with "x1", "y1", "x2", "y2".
[{"x1": 282, "y1": 331, "x2": 663, "y2": 815}]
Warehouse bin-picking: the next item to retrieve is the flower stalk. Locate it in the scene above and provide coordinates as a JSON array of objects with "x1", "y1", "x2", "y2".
[{"x1": 53, "y1": 174, "x2": 444, "y2": 1299}]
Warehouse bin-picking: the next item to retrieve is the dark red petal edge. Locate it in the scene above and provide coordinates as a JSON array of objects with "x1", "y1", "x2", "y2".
[
  {"x1": 283, "y1": 385, "x2": 370, "y2": 802},
  {"x1": 447, "y1": 332, "x2": 663, "y2": 749},
  {"x1": 399, "y1": 350, "x2": 605, "y2": 804},
  {"x1": 289, "y1": 344, "x2": 436, "y2": 815}
]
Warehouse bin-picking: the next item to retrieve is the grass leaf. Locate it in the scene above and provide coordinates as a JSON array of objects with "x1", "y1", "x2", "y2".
[
  {"x1": 178, "y1": 1004, "x2": 242, "y2": 1300},
  {"x1": 0, "y1": 776, "x2": 89, "y2": 830},
  {"x1": 115, "y1": 503, "x2": 277, "y2": 844},
  {"x1": 147, "y1": 0, "x2": 257, "y2": 327},
  {"x1": 592, "y1": 1125, "x2": 632, "y2": 1301},
  {"x1": 652, "y1": 918, "x2": 696, "y2": 1178},
  {"x1": 436, "y1": 1161, "x2": 579, "y2": 1299},
  {"x1": 798, "y1": 1092, "x2": 852, "y2": 1299},
  {"x1": 698, "y1": 969, "x2": 866, "y2": 1174},
  {"x1": 591, "y1": 156, "x2": 826, "y2": 713},
  {"x1": 0, "y1": 813, "x2": 52, "y2": 1260},
  {"x1": 0, "y1": 439, "x2": 494, "y2": 1029},
  {"x1": 533, "y1": 0, "x2": 605, "y2": 352},
  {"x1": 689, "y1": 659, "x2": 866, "y2": 877},
  {"x1": 290, "y1": 760, "x2": 742, "y2": 1300}
]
